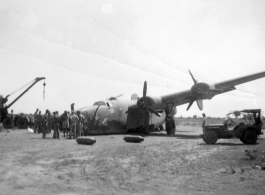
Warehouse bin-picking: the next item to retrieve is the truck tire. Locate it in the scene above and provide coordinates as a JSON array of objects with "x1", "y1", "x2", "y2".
[
  {"x1": 203, "y1": 131, "x2": 218, "y2": 144},
  {"x1": 16, "y1": 117, "x2": 29, "y2": 129},
  {"x1": 3, "y1": 117, "x2": 12, "y2": 129},
  {"x1": 242, "y1": 130, "x2": 257, "y2": 145},
  {"x1": 239, "y1": 137, "x2": 246, "y2": 143}
]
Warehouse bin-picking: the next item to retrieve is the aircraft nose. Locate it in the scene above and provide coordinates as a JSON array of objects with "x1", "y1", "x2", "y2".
[{"x1": 80, "y1": 106, "x2": 96, "y2": 117}]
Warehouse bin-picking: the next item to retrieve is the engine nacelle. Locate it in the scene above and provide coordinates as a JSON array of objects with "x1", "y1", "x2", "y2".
[
  {"x1": 191, "y1": 82, "x2": 216, "y2": 97},
  {"x1": 137, "y1": 96, "x2": 163, "y2": 109}
]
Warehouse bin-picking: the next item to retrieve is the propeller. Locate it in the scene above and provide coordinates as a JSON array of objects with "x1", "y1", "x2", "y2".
[
  {"x1": 186, "y1": 70, "x2": 202, "y2": 111},
  {"x1": 186, "y1": 70, "x2": 222, "y2": 111},
  {"x1": 138, "y1": 81, "x2": 161, "y2": 117},
  {"x1": 126, "y1": 81, "x2": 160, "y2": 117}
]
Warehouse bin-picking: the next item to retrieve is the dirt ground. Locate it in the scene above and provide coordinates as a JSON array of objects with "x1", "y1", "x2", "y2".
[{"x1": 0, "y1": 125, "x2": 265, "y2": 195}]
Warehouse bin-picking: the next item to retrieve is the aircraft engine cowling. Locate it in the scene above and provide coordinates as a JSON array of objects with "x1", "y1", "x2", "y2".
[
  {"x1": 191, "y1": 82, "x2": 222, "y2": 98},
  {"x1": 191, "y1": 82, "x2": 212, "y2": 96},
  {"x1": 187, "y1": 70, "x2": 223, "y2": 111},
  {"x1": 137, "y1": 96, "x2": 163, "y2": 110}
]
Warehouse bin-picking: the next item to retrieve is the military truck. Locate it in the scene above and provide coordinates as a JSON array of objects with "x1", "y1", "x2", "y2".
[
  {"x1": 0, "y1": 77, "x2": 45, "y2": 129},
  {"x1": 201, "y1": 109, "x2": 263, "y2": 145}
]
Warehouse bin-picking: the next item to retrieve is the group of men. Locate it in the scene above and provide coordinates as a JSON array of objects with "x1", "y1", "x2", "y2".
[{"x1": 33, "y1": 104, "x2": 85, "y2": 139}]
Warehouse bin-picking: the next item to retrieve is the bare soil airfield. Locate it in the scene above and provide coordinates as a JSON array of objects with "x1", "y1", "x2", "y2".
[{"x1": 0, "y1": 126, "x2": 265, "y2": 195}]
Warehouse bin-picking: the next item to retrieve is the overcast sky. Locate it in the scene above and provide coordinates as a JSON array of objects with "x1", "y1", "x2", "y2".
[{"x1": 0, "y1": 0, "x2": 265, "y2": 117}]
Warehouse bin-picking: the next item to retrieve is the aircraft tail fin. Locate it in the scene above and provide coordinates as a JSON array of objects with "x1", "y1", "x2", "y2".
[{"x1": 131, "y1": 93, "x2": 139, "y2": 100}]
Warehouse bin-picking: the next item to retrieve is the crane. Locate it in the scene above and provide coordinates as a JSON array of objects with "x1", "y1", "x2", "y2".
[{"x1": 0, "y1": 77, "x2": 46, "y2": 129}]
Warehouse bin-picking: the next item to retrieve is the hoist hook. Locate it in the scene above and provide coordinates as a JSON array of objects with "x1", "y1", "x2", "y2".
[{"x1": 43, "y1": 80, "x2": 46, "y2": 100}]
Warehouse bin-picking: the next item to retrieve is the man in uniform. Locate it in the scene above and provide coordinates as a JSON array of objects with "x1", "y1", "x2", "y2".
[
  {"x1": 69, "y1": 103, "x2": 79, "y2": 139},
  {"x1": 53, "y1": 111, "x2": 61, "y2": 139},
  {"x1": 42, "y1": 110, "x2": 49, "y2": 138},
  {"x1": 202, "y1": 113, "x2": 207, "y2": 134},
  {"x1": 45, "y1": 109, "x2": 52, "y2": 134},
  {"x1": 34, "y1": 109, "x2": 42, "y2": 133},
  {"x1": 76, "y1": 111, "x2": 85, "y2": 137},
  {"x1": 10, "y1": 109, "x2": 15, "y2": 130},
  {"x1": 62, "y1": 111, "x2": 70, "y2": 138}
]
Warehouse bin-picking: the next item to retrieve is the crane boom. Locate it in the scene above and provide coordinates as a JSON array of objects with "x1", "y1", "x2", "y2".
[{"x1": 6, "y1": 77, "x2": 46, "y2": 109}]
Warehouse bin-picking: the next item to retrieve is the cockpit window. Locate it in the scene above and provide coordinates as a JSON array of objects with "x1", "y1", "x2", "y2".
[{"x1": 93, "y1": 101, "x2": 106, "y2": 106}]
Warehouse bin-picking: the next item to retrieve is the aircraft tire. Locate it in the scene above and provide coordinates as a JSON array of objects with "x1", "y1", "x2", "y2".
[
  {"x1": 76, "y1": 137, "x2": 96, "y2": 145},
  {"x1": 124, "y1": 136, "x2": 144, "y2": 143},
  {"x1": 171, "y1": 128, "x2": 176, "y2": 135},
  {"x1": 166, "y1": 129, "x2": 171, "y2": 135},
  {"x1": 166, "y1": 116, "x2": 176, "y2": 135}
]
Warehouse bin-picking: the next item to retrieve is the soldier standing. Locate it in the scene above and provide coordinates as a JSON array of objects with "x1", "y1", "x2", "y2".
[
  {"x1": 46, "y1": 109, "x2": 52, "y2": 134},
  {"x1": 42, "y1": 112, "x2": 48, "y2": 138},
  {"x1": 69, "y1": 103, "x2": 78, "y2": 139},
  {"x1": 53, "y1": 111, "x2": 61, "y2": 139},
  {"x1": 76, "y1": 111, "x2": 84, "y2": 137},
  {"x1": 10, "y1": 109, "x2": 15, "y2": 130},
  {"x1": 62, "y1": 111, "x2": 70, "y2": 138},
  {"x1": 69, "y1": 111, "x2": 78, "y2": 139},
  {"x1": 34, "y1": 109, "x2": 42, "y2": 133},
  {"x1": 202, "y1": 113, "x2": 207, "y2": 134}
]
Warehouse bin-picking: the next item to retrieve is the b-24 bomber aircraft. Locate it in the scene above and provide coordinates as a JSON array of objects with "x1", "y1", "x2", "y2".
[{"x1": 79, "y1": 70, "x2": 265, "y2": 135}]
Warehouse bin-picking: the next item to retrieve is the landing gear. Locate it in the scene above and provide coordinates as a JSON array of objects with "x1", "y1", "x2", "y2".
[{"x1": 166, "y1": 116, "x2": 176, "y2": 135}]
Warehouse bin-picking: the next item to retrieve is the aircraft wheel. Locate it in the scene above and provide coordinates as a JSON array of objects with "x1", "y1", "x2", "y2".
[
  {"x1": 203, "y1": 131, "x2": 217, "y2": 144},
  {"x1": 166, "y1": 116, "x2": 176, "y2": 135},
  {"x1": 166, "y1": 129, "x2": 171, "y2": 135},
  {"x1": 171, "y1": 128, "x2": 176, "y2": 135},
  {"x1": 242, "y1": 130, "x2": 257, "y2": 145}
]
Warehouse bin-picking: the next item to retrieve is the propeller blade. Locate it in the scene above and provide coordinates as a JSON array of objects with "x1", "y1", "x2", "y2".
[
  {"x1": 196, "y1": 99, "x2": 203, "y2": 110},
  {"x1": 188, "y1": 70, "x2": 197, "y2": 85},
  {"x1": 115, "y1": 94, "x2": 123, "y2": 99},
  {"x1": 143, "y1": 81, "x2": 147, "y2": 104},
  {"x1": 186, "y1": 100, "x2": 194, "y2": 111},
  {"x1": 146, "y1": 105, "x2": 161, "y2": 117}
]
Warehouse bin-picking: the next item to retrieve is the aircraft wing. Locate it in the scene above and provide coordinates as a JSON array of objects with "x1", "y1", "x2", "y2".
[
  {"x1": 160, "y1": 70, "x2": 265, "y2": 109},
  {"x1": 214, "y1": 71, "x2": 265, "y2": 89}
]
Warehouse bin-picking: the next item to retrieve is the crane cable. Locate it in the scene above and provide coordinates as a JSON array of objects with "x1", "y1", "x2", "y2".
[{"x1": 7, "y1": 78, "x2": 36, "y2": 97}]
